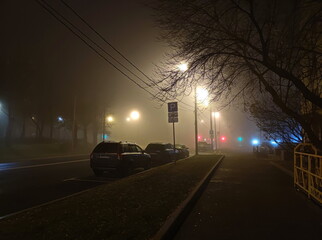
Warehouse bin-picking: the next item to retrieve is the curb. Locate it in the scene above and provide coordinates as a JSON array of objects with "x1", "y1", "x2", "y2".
[{"x1": 152, "y1": 155, "x2": 224, "y2": 240}]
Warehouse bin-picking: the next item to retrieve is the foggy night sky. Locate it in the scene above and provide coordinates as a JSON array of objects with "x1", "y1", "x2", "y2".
[{"x1": 0, "y1": 0, "x2": 259, "y2": 149}]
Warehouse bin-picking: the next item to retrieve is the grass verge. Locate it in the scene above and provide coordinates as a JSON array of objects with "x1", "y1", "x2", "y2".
[{"x1": 0, "y1": 155, "x2": 221, "y2": 240}]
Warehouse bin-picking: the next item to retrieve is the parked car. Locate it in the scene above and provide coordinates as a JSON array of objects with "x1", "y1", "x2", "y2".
[
  {"x1": 198, "y1": 141, "x2": 212, "y2": 152},
  {"x1": 145, "y1": 142, "x2": 178, "y2": 162},
  {"x1": 90, "y1": 141, "x2": 151, "y2": 176},
  {"x1": 175, "y1": 144, "x2": 189, "y2": 159}
]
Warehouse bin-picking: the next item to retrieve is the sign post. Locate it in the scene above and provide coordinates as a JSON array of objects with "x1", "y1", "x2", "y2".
[{"x1": 168, "y1": 102, "x2": 178, "y2": 162}]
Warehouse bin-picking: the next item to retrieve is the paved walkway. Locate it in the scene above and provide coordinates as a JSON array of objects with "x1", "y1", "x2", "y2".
[{"x1": 174, "y1": 152, "x2": 322, "y2": 240}]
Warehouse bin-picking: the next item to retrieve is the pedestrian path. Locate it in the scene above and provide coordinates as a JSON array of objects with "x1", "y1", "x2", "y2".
[{"x1": 174, "y1": 152, "x2": 322, "y2": 240}]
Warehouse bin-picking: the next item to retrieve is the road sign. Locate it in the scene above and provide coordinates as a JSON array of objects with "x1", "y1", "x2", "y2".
[
  {"x1": 168, "y1": 102, "x2": 178, "y2": 112},
  {"x1": 168, "y1": 112, "x2": 178, "y2": 118},
  {"x1": 168, "y1": 102, "x2": 179, "y2": 123},
  {"x1": 168, "y1": 117, "x2": 179, "y2": 123}
]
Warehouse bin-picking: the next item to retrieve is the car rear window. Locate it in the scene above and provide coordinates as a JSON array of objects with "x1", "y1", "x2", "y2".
[
  {"x1": 145, "y1": 144, "x2": 165, "y2": 151},
  {"x1": 93, "y1": 143, "x2": 119, "y2": 153}
]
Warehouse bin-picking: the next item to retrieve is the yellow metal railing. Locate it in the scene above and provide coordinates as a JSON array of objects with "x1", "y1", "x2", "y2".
[{"x1": 294, "y1": 143, "x2": 322, "y2": 204}]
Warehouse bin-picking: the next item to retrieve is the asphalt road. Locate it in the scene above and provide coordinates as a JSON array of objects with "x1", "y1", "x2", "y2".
[
  {"x1": 173, "y1": 152, "x2": 322, "y2": 240},
  {"x1": 0, "y1": 157, "x2": 117, "y2": 218}
]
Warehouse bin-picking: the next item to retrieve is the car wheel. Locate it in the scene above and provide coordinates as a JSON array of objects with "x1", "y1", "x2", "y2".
[{"x1": 93, "y1": 169, "x2": 103, "y2": 177}]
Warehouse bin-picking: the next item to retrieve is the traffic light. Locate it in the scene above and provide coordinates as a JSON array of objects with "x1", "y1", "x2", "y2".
[
  {"x1": 237, "y1": 136, "x2": 243, "y2": 142},
  {"x1": 220, "y1": 136, "x2": 226, "y2": 142}
]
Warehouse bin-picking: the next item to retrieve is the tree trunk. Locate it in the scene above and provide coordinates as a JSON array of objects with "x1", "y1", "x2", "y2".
[
  {"x1": 20, "y1": 115, "x2": 26, "y2": 139},
  {"x1": 83, "y1": 124, "x2": 88, "y2": 144},
  {"x1": 5, "y1": 102, "x2": 14, "y2": 147},
  {"x1": 92, "y1": 120, "x2": 98, "y2": 145},
  {"x1": 49, "y1": 117, "x2": 54, "y2": 141}
]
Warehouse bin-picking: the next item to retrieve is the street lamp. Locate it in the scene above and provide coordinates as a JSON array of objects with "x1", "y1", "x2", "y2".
[
  {"x1": 130, "y1": 110, "x2": 140, "y2": 120},
  {"x1": 178, "y1": 63, "x2": 188, "y2": 72},
  {"x1": 178, "y1": 63, "x2": 200, "y2": 155},
  {"x1": 106, "y1": 115, "x2": 114, "y2": 123},
  {"x1": 211, "y1": 111, "x2": 220, "y2": 150},
  {"x1": 196, "y1": 87, "x2": 209, "y2": 107}
]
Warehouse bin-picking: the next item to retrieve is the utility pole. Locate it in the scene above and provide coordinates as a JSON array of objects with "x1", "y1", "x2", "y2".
[
  {"x1": 209, "y1": 107, "x2": 214, "y2": 152},
  {"x1": 214, "y1": 115, "x2": 218, "y2": 150},
  {"x1": 194, "y1": 86, "x2": 199, "y2": 155},
  {"x1": 72, "y1": 95, "x2": 77, "y2": 151},
  {"x1": 102, "y1": 106, "x2": 106, "y2": 141}
]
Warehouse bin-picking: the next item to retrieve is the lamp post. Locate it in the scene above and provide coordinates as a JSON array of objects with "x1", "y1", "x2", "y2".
[
  {"x1": 210, "y1": 108, "x2": 214, "y2": 152},
  {"x1": 213, "y1": 112, "x2": 220, "y2": 150}
]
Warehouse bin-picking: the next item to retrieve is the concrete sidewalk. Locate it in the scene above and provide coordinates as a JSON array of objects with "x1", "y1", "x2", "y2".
[{"x1": 174, "y1": 152, "x2": 322, "y2": 240}]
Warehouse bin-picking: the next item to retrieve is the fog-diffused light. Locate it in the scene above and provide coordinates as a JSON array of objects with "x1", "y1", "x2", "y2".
[
  {"x1": 57, "y1": 116, "x2": 64, "y2": 122},
  {"x1": 237, "y1": 137, "x2": 243, "y2": 142},
  {"x1": 252, "y1": 139, "x2": 259, "y2": 146},
  {"x1": 196, "y1": 87, "x2": 209, "y2": 106},
  {"x1": 178, "y1": 63, "x2": 188, "y2": 72},
  {"x1": 271, "y1": 140, "x2": 278, "y2": 146},
  {"x1": 126, "y1": 117, "x2": 131, "y2": 122},
  {"x1": 221, "y1": 136, "x2": 226, "y2": 142},
  {"x1": 106, "y1": 116, "x2": 114, "y2": 123},
  {"x1": 130, "y1": 111, "x2": 140, "y2": 120}
]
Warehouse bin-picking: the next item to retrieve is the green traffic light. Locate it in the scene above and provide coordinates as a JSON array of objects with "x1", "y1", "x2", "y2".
[{"x1": 237, "y1": 137, "x2": 243, "y2": 142}]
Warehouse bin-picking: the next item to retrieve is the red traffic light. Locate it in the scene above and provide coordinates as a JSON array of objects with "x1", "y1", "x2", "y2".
[{"x1": 220, "y1": 136, "x2": 226, "y2": 142}]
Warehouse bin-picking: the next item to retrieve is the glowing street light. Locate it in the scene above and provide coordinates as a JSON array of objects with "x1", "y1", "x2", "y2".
[
  {"x1": 212, "y1": 112, "x2": 220, "y2": 118},
  {"x1": 106, "y1": 115, "x2": 114, "y2": 123},
  {"x1": 57, "y1": 116, "x2": 64, "y2": 123},
  {"x1": 178, "y1": 63, "x2": 188, "y2": 72},
  {"x1": 126, "y1": 117, "x2": 131, "y2": 122},
  {"x1": 130, "y1": 110, "x2": 140, "y2": 120},
  {"x1": 196, "y1": 87, "x2": 209, "y2": 106}
]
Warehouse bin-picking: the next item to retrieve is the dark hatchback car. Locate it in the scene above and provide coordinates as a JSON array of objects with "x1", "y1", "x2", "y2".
[
  {"x1": 145, "y1": 143, "x2": 178, "y2": 162},
  {"x1": 90, "y1": 141, "x2": 151, "y2": 176}
]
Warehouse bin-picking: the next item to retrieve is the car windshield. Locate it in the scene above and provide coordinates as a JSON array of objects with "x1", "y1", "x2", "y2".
[
  {"x1": 93, "y1": 143, "x2": 119, "y2": 153},
  {"x1": 146, "y1": 144, "x2": 165, "y2": 151}
]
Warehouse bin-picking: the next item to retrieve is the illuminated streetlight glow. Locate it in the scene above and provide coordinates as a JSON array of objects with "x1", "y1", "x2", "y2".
[
  {"x1": 201, "y1": 119, "x2": 204, "y2": 123},
  {"x1": 130, "y1": 111, "x2": 140, "y2": 120},
  {"x1": 178, "y1": 63, "x2": 188, "y2": 72},
  {"x1": 57, "y1": 116, "x2": 64, "y2": 122},
  {"x1": 252, "y1": 139, "x2": 259, "y2": 146},
  {"x1": 196, "y1": 87, "x2": 209, "y2": 106},
  {"x1": 106, "y1": 115, "x2": 114, "y2": 123},
  {"x1": 126, "y1": 117, "x2": 131, "y2": 122},
  {"x1": 212, "y1": 112, "x2": 220, "y2": 118}
]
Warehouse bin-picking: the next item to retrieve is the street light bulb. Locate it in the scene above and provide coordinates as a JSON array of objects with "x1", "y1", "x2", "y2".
[
  {"x1": 178, "y1": 63, "x2": 188, "y2": 72},
  {"x1": 106, "y1": 116, "x2": 114, "y2": 123},
  {"x1": 196, "y1": 87, "x2": 208, "y2": 106},
  {"x1": 214, "y1": 112, "x2": 220, "y2": 118},
  {"x1": 130, "y1": 111, "x2": 140, "y2": 120}
]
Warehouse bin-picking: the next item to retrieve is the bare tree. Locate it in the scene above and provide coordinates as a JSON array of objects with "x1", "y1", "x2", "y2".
[{"x1": 151, "y1": 0, "x2": 322, "y2": 149}]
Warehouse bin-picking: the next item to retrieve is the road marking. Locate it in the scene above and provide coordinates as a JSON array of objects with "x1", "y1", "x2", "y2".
[{"x1": 2, "y1": 159, "x2": 89, "y2": 171}]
